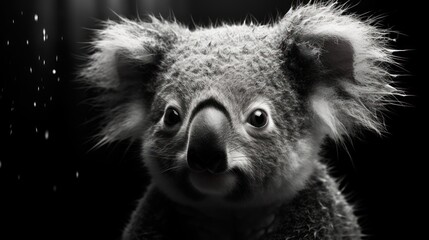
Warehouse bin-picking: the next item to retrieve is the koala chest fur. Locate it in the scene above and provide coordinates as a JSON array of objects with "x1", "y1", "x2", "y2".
[{"x1": 81, "y1": 2, "x2": 401, "y2": 240}]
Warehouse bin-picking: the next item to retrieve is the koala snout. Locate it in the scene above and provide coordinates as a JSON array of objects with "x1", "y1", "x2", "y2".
[{"x1": 187, "y1": 107, "x2": 229, "y2": 174}]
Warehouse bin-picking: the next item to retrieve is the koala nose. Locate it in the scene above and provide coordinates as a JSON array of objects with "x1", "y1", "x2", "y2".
[{"x1": 187, "y1": 107, "x2": 229, "y2": 174}]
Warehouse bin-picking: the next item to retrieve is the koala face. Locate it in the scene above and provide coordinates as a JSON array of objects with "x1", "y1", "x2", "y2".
[
  {"x1": 142, "y1": 25, "x2": 320, "y2": 205},
  {"x1": 81, "y1": 4, "x2": 399, "y2": 207}
]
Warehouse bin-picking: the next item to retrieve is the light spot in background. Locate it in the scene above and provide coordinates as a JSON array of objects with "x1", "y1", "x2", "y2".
[
  {"x1": 36, "y1": 127, "x2": 38, "y2": 133},
  {"x1": 34, "y1": 14, "x2": 38, "y2": 21},
  {"x1": 55, "y1": 55, "x2": 58, "y2": 62},
  {"x1": 53, "y1": 185, "x2": 57, "y2": 192},
  {"x1": 17, "y1": 175, "x2": 20, "y2": 180},
  {"x1": 52, "y1": 69, "x2": 56, "y2": 74},
  {"x1": 30, "y1": 67, "x2": 32, "y2": 73},
  {"x1": 6, "y1": 40, "x2": 9, "y2": 46},
  {"x1": 45, "y1": 130, "x2": 49, "y2": 140},
  {"x1": 26, "y1": 40, "x2": 29, "y2": 45},
  {"x1": 43, "y1": 60, "x2": 46, "y2": 65},
  {"x1": 76, "y1": 171, "x2": 79, "y2": 179},
  {"x1": 57, "y1": 77, "x2": 60, "y2": 82},
  {"x1": 42, "y1": 28, "x2": 47, "y2": 41},
  {"x1": 0, "y1": 161, "x2": 2, "y2": 169},
  {"x1": 34, "y1": 102, "x2": 37, "y2": 107}
]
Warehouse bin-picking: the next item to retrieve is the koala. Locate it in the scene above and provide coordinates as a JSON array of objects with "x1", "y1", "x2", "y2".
[{"x1": 81, "y1": 2, "x2": 401, "y2": 240}]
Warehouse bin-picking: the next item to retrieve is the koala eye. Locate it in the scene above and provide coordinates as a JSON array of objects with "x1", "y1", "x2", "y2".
[
  {"x1": 164, "y1": 107, "x2": 181, "y2": 127},
  {"x1": 247, "y1": 109, "x2": 268, "y2": 128}
]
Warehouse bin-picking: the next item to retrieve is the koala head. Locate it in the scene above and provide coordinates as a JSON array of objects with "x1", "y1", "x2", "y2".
[{"x1": 81, "y1": 3, "x2": 400, "y2": 208}]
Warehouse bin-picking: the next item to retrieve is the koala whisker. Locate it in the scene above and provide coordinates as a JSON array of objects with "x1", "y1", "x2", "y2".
[
  {"x1": 229, "y1": 156, "x2": 248, "y2": 161},
  {"x1": 160, "y1": 165, "x2": 182, "y2": 174},
  {"x1": 230, "y1": 160, "x2": 250, "y2": 165},
  {"x1": 150, "y1": 145, "x2": 179, "y2": 154},
  {"x1": 143, "y1": 153, "x2": 178, "y2": 159},
  {"x1": 227, "y1": 145, "x2": 245, "y2": 153}
]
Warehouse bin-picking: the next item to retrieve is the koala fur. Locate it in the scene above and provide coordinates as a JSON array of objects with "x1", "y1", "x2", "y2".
[{"x1": 81, "y1": 2, "x2": 401, "y2": 240}]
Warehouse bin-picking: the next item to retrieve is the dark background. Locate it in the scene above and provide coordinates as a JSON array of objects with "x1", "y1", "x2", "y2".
[{"x1": 1, "y1": 0, "x2": 426, "y2": 239}]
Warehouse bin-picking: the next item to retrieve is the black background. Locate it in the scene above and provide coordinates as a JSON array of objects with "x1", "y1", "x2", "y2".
[{"x1": 1, "y1": 0, "x2": 427, "y2": 239}]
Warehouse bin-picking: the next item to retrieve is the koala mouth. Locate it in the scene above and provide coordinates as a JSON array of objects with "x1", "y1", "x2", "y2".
[{"x1": 189, "y1": 171, "x2": 237, "y2": 196}]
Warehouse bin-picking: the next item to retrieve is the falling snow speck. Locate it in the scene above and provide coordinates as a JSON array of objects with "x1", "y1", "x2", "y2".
[
  {"x1": 57, "y1": 77, "x2": 60, "y2": 82},
  {"x1": 34, "y1": 14, "x2": 38, "y2": 21},
  {"x1": 76, "y1": 171, "x2": 79, "y2": 178},
  {"x1": 37, "y1": 86, "x2": 40, "y2": 91},
  {"x1": 0, "y1": 161, "x2": 2, "y2": 169},
  {"x1": 6, "y1": 40, "x2": 9, "y2": 46},
  {"x1": 34, "y1": 102, "x2": 37, "y2": 107},
  {"x1": 52, "y1": 69, "x2": 56, "y2": 74},
  {"x1": 30, "y1": 67, "x2": 32, "y2": 73},
  {"x1": 43, "y1": 60, "x2": 46, "y2": 65},
  {"x1": 26, "y1": 40, "x2": 29, "y2": 45},
  {"x1": 12, "y1": 19, "x2": 14, "y2": 24},
  {"x1": 45, "y1": 130, "x2": 49, "y2": 140},
  {"x1": 10, "y1": 129, "x2": 13, "y2": 135},
  {"x1": 43, "y1": 29, "x2": 47, "y2": 42},
  {"x1": 55, "y1": 55, "x2": 58, "y2": 62},
  {"x1": 50, "y1": 96, "x2": 52, "y2": 101},
  {"x1": 38, "y1": 55, "x2": 40, "y2": 60},
  {"x1": 35, "y1": 127, "x2": 38, "y2": 133}
]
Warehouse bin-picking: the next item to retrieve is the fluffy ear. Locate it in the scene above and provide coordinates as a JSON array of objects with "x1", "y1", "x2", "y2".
[
  {"x1": 80, "y1": 17, "x2": 181, "y2": 144},
  {"x1": 280, "y1": 3, "x2": 402, "y2": 140}
]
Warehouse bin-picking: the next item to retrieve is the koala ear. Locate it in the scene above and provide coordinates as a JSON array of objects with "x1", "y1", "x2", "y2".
[
  {"x1": 80, "y1": 17, "x2": 181, "y2": 144},
  {"x1": 280, "y1": 3, "x2": 402, "y2": 140}
]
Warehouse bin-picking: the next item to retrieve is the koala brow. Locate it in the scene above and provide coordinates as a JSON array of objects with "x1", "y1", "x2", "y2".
[{"x1": 189, "y1": 98, "x2": 231, "y2": 123}]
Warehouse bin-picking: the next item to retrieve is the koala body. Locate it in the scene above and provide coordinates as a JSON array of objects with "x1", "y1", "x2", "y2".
[{"x1": 82, "y1": 2, "x2": 400, "y2": 240}]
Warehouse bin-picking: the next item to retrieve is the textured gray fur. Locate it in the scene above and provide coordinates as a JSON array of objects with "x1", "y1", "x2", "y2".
[{"x1": 80, "y1": 2, "x2": 401, "y2": 240}]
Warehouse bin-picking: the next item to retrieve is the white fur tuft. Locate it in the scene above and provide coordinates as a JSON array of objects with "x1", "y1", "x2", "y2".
[
  {"x1": 81, "y1": 17, "x2": 179, "y2": 89},
  {"x1": 80, "y1": 17, "x2": 182, "y2": 144},
  {"x1": 280, "y1": 2, "x2": 404, "y2": 140}
]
